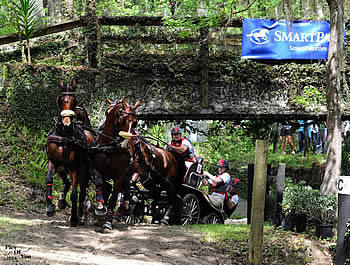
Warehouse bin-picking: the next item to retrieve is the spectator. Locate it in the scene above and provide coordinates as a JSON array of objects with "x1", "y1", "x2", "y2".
[
  {"x1": 343, "y1": 121, "x2": 350, "y2": 144},
  {"x1": 310, "y1": 122, "x2": 320, "y2": 153},
  {"x1": 319, "y1": 121, "x2": 327, "y2": 153},
  {"x1": 280, "y1": 121, "x2": 295, "y2": 155},
  {"x1": 297, "y1": 120, "x2": 306, "y2": 154}
]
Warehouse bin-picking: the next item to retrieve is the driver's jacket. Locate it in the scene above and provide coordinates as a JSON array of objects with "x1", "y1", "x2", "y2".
[
  {"x1": 211, "y1": 172, "x2": 231, "y2": 196},
  {"x1": 171, "y1": 137, "x2": 196, "y2": 162}
]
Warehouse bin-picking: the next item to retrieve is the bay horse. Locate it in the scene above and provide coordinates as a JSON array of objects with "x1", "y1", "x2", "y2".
[
  {"x1": 92, "y1": 97, "x2": 141, "y2": 230},
  {"x1": 131, "y1": 132, "x2": 183, "y2": 225},
  {"x1": 45, "y1": 80, "x2": 95, "y2": 226}
]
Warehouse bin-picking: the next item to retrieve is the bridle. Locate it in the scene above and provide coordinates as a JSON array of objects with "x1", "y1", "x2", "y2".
[{"x1": 100, "y1": 100, "x2": 137, "y2": 143}]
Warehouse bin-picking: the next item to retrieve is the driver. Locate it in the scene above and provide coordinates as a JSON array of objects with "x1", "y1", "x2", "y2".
[
  {"x1": 169, "y1": 127, "x2": 196, "y2": 166},
  {"x1": 202, "y1": 159, "x2": 231, "y2": 209},
  {"x1": 167, "y1": 127, "x2": 196, "y2": 178}
]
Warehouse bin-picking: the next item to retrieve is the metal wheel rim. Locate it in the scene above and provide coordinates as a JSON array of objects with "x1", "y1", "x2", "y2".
[
  {"x1": 181, "y1": 195, "x2": 200, "y2": 226},
  {"x1": 207, "y1": 214, "x2": 219, "y2": 224}
]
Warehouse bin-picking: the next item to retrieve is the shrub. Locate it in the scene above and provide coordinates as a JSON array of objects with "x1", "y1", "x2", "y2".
[
  {"x1": 309, "y1": 191, "x2": 337, "y2": 225},
  {"x1": 281, "y1": 180, "x2": 314, "y2": 217}
]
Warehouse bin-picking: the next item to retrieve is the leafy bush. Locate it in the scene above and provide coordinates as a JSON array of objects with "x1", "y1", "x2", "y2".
[
  {"x1": 2, "y1": 124, "x2": 47, "y2": 186},
  {"x1": 281, "y1": 180, "x2": 314, "y2": 216},
  {"x1": 282, "y1": 180, "x2": 337, "y2": 225},
  {"x1": 308, "y1": 191, "x2": 337, "y2": 225}
]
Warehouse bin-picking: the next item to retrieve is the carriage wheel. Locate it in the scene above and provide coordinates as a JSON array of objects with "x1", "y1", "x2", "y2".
[
  {"x1": 202, "y1": 213, "x2": 223, "y2": 224},
  {"x1": 181, "y1": 194, "x2": 200, "y2": 226},
  {"x1": 124, "y1": 201, "x2": 145, "y2": 224}
]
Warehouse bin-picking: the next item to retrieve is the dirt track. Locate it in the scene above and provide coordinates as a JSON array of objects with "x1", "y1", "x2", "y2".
[{"x1": 0, "y1": 210, "x2": 236, "y2": 265}]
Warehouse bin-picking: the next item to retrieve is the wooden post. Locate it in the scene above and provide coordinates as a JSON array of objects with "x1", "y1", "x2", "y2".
[
  {"x1": 274, "y1": 163, "x2": 286, "y2": 227},
  {"x1": 248, "y1": 164, "x2": 270, "y2": 224},
  {"x1": 247, "y1": 164, "x2": 254, "y2": 224},
  {"x1": 249, "y1": 140, "x2": 269, "y2": 265}
]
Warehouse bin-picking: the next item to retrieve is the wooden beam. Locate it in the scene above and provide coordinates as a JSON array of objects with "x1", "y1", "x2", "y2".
[
  {"x1": 0, "y1": 18, "x2": 84, "y2": 45},
  {"x1": 101, "y1": 35, "x2": 242, "y2": 46},
  {"x1": 1, "y1": 15, "x2": 349, "y2": 47},
  {"x1": 99, "y1": 16, "x2": 164, "y2": 26}
]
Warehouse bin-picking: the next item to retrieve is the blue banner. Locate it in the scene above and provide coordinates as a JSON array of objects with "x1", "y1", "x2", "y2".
[{"x1": 241, "y1": 18, "x2": 331, "y2": 60}]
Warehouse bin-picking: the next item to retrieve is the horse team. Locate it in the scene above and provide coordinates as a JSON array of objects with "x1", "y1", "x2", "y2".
[{"x1": 45, "y1": 80, "x2": 182, "y2": 229}]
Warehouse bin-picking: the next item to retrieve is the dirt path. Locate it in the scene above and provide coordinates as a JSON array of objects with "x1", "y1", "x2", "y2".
[{"x1": 0, "y1": 210, "x2": 235, "y2": 265}]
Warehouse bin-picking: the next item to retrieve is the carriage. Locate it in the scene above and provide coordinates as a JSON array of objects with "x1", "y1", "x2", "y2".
[
  {"x1": 46, "y1": 82, "x2": 232, "y2": 228},
  {"x1": 124, "y1": 159, "x2": 232, "y2": 225}
]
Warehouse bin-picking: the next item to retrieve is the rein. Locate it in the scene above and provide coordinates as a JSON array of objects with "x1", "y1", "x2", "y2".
[{"x1": 139, "y1": 129, "x2": 169, "y2": 147}]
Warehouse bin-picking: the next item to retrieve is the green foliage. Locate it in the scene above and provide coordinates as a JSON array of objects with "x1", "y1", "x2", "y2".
[
  {"x1": 191, "y1": 223, "x2": 249, "y2": 242},
  {"x1": 271, "y1": 62, "x2": 326, "y2": 107},
  {"x1": 268, "y1": 149, "x2": 326, "y2": 168},
  {"x1": 0, "y1": 0, "x2": 17, "y2": 35},
  {"x1": 196, "y1": 121, "x2": 255, "y2": 199},
  {"x1": 281, "y1": 180, "x2": 314, "y2": 216},
  {"x1": 10, "y1": 0, "x2": 43, "y2": 63},
  {"x1": 2, "y1": 124, "x2": 47, "y2": 186},
  {"x1": 10, "y1": 0, "x2": 42, "y2": 38},
  {"x1": 5, "y1": 64, "x2": 75, "y2": 131},
  {"x1": 143, "y1": 122, "x2": 167, "y2": 146},
  {"x1": 281, "y1": 179, "x2": 337, "y2": 224},
  {"x1": 293, "y1": 85, "x2": 326, "y2": 107},
  {"x1": 308, "y1": 191, "x2": 337, "y2": 225}
]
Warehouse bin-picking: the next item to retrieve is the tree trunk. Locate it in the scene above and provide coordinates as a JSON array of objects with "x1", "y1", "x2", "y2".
[
  {"x1": 85, "y1": 0, "x2": 99, "y2": 68},
  {"x1": 321, "y1": 0, "x2": 345, "y2": 195},
  {"x1": 19, "y1": 37, "x2": 26, "y2": 63},
  {"x1": 27, "y1": 39, "x2": 31, "y2": 64}
]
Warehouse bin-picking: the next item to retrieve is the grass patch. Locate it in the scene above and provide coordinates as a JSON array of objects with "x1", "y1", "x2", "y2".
[
  {"x1": 188, "y1": 223, "x2": 335, "y2": 265},
  {"x1": 0, "y1": 215, "x2": 33, "y2": 239},
  {"x1": 190, "y1": 224, "x2": 249, "y2": 242},
  {"x1": 230, "y1": 214, "x2": 247, "y2": 219},
  {"x1": 268, "y1": 150, "x2": 326, "y2": 168}
]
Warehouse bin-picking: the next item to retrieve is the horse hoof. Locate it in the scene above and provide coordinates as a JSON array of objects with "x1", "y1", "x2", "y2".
[
  {"x1": 103, "y1": 222, "x2": 112, "y2": 230},
  {"x1": 46, "y1": 204, "x2": 56, "y2": 217},
  {"x1": 94, "y1": 218, "x2": 104, "y2": 227},
  {"x1": 69, "y1": 216, "x2": 78, "y2": 227},
  {"x1": 95, "y1": 206, "x2": 107, "y2": 216},
  {"x1": 79, "y1": 216, "x2": 87, "y2": 226},
  {"x1": 57, "y1": 199, "x2": 68, "y2": 210}
]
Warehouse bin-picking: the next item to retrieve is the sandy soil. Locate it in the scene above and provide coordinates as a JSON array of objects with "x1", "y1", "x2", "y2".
[{"x1": 0, "y1": 210, "x2": 236, "y2": 265}]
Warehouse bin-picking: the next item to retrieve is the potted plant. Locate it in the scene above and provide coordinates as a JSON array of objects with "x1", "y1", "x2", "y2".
[
  {"x1": 309, "y1": 191, "x2": 337, "y2": 239},
  {"x1": 281, "y1": 181, "x2": 313, "y2": 232}
]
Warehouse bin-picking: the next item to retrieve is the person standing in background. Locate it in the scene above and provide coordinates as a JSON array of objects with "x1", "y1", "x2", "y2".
[
  {"x1": 280, "y1": 121, "x2": 295, "y2": 155},
  {"x1": 298, "y1": 120, "x2": 306, "y2": 154},
  {"x1": 319, "y1": 121, "x2": 327, "y2": 153},
  {"x1": 310, "y1": 122, "x2": 320, "y2": 153}
]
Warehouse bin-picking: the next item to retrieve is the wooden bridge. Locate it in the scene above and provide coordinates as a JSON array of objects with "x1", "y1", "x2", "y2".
[{"x1": 1, "y1": 14, "x2": 350, "y2": 122}]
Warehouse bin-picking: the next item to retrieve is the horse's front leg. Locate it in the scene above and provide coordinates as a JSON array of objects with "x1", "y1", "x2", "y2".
[
  {"x1": 94, "y1": 169, "x2": 107, "y2": 216},
  {"x1": 46, "y1": 161, "x2": 56, "y2": 217},
  {"x1": 69, "y1": 170, "x2": 79, "y2": 227},
  {"x1": 57, "y1": 167, "x2": 71, "y2": 210},
  {"x1": 160, "y1": 180, "x2": 183, "y2": 225},
  {"x1": 103, "y1": 178, "x2": 123, "y2": 230},
  {"x1": 78, "y1": 168, "x2": 90, "y2": 225}
]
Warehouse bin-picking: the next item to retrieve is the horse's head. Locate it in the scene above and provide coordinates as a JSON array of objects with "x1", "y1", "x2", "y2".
[
  {"x1": 57, "y1": 80, "x2": 77, "y2": 128},
  {"x1": 104, "y1": 97, "x2": 141, "y2": 139}
]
